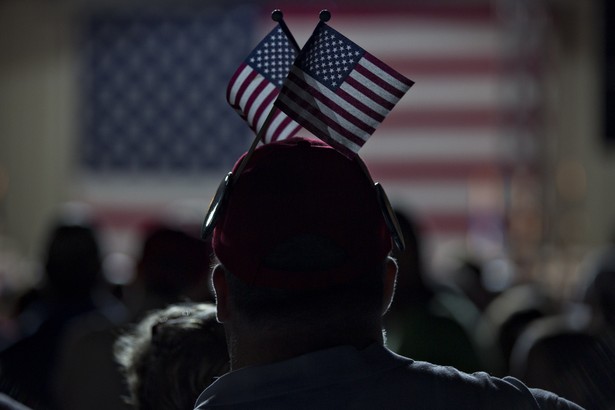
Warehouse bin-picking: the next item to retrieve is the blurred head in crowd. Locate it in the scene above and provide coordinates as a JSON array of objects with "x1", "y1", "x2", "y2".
[
  {"x1": 136, "y1": 225, "x2": 212, "y2": 300},
  {"x1": 114, "y1": 302, "x2": 228, "y2": 410},
  {"x1": 43, "y1": 223, "x2": 102, "y2": 298}
]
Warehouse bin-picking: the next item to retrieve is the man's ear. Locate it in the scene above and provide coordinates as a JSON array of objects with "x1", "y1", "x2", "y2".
[
  {"x1": 382, "y1": 256, "x2": 398, "y2": 316},
  {"x1": 212, "y1": 264, "x2": 231, "y2": 323}
]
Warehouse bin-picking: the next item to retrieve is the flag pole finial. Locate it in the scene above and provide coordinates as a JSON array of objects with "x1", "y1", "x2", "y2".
[
  {"x1": 271, "y1": 9, "x2": 283, "y2": 22},
  {"x1": 319, "y1": 9, "x2": 331, "y2": 22},
  {"x1": 270, "y1": 9, "x2": 300, "y2": 52}
]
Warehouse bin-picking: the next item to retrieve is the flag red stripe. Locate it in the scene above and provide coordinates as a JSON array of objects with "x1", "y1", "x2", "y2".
[
  {"x1": 345, "y1": 76, "x2": 395, "y2": 111},
  {"x1": 287, "y1": 71, "x2": 377, "y2": 135},
  {"x1": 364, "y1": 52, "x2": 415, "y2": 88},
  {"x1": 226, "y1": 62, "x2": 248, "y2": 103},
  {"x1": 277, "y1": 98, "x2": 357, "y2": 158},
  {"x1": 367, "y1": 160, "x2": 511, "y2": 181},
  {"x1": 267, "y1": 3, "x2": 496, "y2": 21},
  {"x1": 422, "y1": 213, "x2": 469, "y2": 233},
  {"x1": 242, "y1": 78, "x2": 270, "y2": 123},
  {"x1": 269, "y1": 112, "x2": 295, "y2": 142},
  {"x1": 231, "y1": 69, "x2": 259, "y2": 109},
  {"x1": 380, "y1": 108, "x2": 535, "y2": 129},
  {"x1": 354, "y1": 62, "x2": 406, "y2": 99},
  {"x1": 388, "y1": 57, "x2": 503, "y2": 76},
  {"x1": 250, "y1": 88, "x2": 278, "y2": 133},
  {"x1": 335, "y1": 87, "x2": 385, "y2": 123},
  {"x1": 278, "y1": 87, "x2": 367, "y2": 147}
]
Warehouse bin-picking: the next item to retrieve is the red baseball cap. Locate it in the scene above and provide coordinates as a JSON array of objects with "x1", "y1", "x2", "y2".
[{"x1": 211, "y1": 137, "x2": 394, "y2": 289}]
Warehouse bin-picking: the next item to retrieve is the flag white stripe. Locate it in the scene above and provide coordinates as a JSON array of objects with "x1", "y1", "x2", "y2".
[
  {"x1": 277, "y1": 93, "x2": 362, "y2": 153},
  {"x1": 361, "y1": 129, "x2": 507, "y2": 161},
  {"x1": 396, "y1": 76, "x2": 540, "y2": 109},
  {"x1": 238, "y1": 74, "x2": 264, "y2": 114},
  {"x1": 349, "y1": 69, "x2": 400, "y2": 105},
  {"x1": 246, "y1": 80, "x2": 277, "y2": 125},
  {"x1": 290, "y1": 66, "x2": 382, "y2": 128},
  {"x1": 286, "y1": 77, "x2": 370, "y2": 142},
  {"x1": 254, "y1": 99, "x2": 275, "y2": 131},
  {"x1": 385, "y1": 181, "x2": 470, "y2": 212},
  {"x1": 276, "y1": 120, "x2": 301, "y2": 142},
  {"x1": 263, "y1": 109, "x2": 288, "y2": 142},
  {"x1": 339, "y1": 82, "x2": 390, "y2": 117},
  {"x1": 227, "y1": 65, "x2": 252, "y2": 105},
  {"x1": 291, "y1": 66, "x2": 389, "y2": 117},
  {"x1": 359, "y1": 57, "x2": 411, "y2": 93}
]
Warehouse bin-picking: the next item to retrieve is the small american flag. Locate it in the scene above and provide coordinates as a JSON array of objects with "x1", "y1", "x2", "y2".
[
  {"x1": 227, "y1": 23, "x2": 302, "y2": 144},
  {"x1": 274, "y1": 21, "x2": 414, "y2": 158}
]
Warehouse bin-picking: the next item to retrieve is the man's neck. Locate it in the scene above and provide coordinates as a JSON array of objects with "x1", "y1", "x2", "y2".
[{"x1": 227, "y1": 325, "x2": 384, "y2": 371}]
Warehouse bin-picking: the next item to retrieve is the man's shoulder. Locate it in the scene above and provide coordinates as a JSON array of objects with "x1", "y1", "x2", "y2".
[
  {"x1": 389, "y1": 356, "x2": 583, "y2": 409},
  {"x1": 194, "y1": 345, "x2": 583, "y2": 410}
]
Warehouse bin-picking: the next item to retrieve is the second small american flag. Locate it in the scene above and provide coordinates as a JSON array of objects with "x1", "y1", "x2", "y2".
[{"x1": 226, "y1": 23, "x2": 302, "y2": 144}]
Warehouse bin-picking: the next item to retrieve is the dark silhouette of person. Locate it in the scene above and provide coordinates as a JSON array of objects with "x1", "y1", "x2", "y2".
[
  {"x1": 510, "y1": 245, "x2": 615, "y2": 409},
  {"x1": 0, "y1": 221, "x2": 108, "y2": 409},
  {"x1": 385, "y1": 210, "x2": 481, "y2": 373},
  {"x1": 53, "y1": 224, "x2": 213, "y2": 410},
  {"x1": 475, "y1": 282, "x2": 558, "y2": 375},
  {"x1": 194, "y1": 137, "x2": 582, "y2": 409}
]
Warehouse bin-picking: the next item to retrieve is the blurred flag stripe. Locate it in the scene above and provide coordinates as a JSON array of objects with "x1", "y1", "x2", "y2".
[
  {"x1": 361, "y1": 131, "x2": 511, "y2": 161},
  {"x1": 367, "y1": 160, "x2": 514, "y2": 182},
  {"x1": 388, "y1": 57, "x2": 502, "y2": 76},
  {"x1": 381, "y1": 108, "x2": 541, "y2": 129},
  {"x1": 397, "y1": 79, "x2": 538, "y2": 109},
  {"x1": 272, "y1": 21, "x2": 499, "y2": 58},
  {"x1": 383, "y1": 182, "x2": 469, "y2": 211},
  {"x1": 92, "y1": 206, "x2": 472, "y2": 234},
  {"x1": 273, "y1": 4, "x2": 495, "y2": 20}
]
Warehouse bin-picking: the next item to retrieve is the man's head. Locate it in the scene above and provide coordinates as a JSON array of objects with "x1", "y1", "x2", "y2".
[
  {"x1": 211, "y1": 137, "x2": 393, "y2": 288},
  {"x1": 207, "y1": 137, "x2": 398, "y2": 357}
]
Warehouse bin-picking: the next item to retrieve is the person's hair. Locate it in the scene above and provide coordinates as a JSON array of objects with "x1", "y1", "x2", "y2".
[
  {"x1": 217, "y1": 234, "x2": 391, "y2": 334},
  {"x1": 114, "y1": 302, "x2": 229, "y2": 410}
]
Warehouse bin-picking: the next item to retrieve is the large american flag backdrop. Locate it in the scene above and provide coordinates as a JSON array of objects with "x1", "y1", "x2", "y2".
[{"x1": 75, "y1": 2, "x2": 544, "y2": 272}]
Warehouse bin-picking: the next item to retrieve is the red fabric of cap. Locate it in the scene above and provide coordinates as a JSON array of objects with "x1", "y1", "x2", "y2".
[{"x1": 212, "y1": 137, "x2": 391, "y2": 289}]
